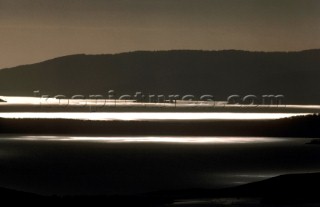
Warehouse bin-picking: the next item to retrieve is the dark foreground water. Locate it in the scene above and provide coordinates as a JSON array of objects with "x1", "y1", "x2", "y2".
[{"x1": 0, "y1": 136, "x2": 319, "y2": 196}]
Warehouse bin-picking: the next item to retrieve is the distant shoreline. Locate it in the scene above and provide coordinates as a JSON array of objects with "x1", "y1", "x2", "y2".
[{"x1": 1, "y1": 114, "x2": 320, "y2": 137}]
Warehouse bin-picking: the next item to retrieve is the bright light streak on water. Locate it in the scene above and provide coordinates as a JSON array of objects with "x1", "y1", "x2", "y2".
[
  {"x1": 5, "y1": 136, "x2": 289, "y2": 144},
  {"x1": 0, "y1": 112, "x2": 309, "y2": 120},
  {"x1": 0, "y1": 96, "x2": 41, "y2": 104}
]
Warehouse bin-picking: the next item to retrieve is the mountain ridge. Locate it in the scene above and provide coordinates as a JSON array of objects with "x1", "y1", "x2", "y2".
[
  {"x1": 1, "y1": 49, "x2": 320, "y2": 104},
  {"x1": 2, "y1": 49, "x2": 320, "y2": 71}
]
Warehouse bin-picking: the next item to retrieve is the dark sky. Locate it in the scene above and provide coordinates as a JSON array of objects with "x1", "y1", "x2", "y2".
[{"x1": 1, "y1": 0, "x2": 320, "y2": 68}]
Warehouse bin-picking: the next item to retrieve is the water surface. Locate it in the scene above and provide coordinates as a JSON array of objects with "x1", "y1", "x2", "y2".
[{"x1": 0, "y1": 136, "x2": 319, "y2": 195}]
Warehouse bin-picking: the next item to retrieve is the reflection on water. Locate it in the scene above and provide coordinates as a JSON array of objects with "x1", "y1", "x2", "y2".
[
  {"x1": 0, "y1": 112, "x2": 309, "y2": 120},
  {"x1": 5, "y1": 136, "x2": 289, "y2": 144}
]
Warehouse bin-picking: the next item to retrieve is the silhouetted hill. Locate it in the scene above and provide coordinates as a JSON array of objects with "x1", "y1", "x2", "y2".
[
  {"x1": 147, "y1": 172, "x2": 320, "y2": 205},
  {"x1": 1, "y1": 50, "x2": 320, "y2": 104},
  {"x1": 229, "y1": 172, "x2": 320, "y2": 203}
]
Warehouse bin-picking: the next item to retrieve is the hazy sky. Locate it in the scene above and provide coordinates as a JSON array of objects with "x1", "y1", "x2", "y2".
[{"x1": 1, "y1": 0, "x2": 320, "y2": 68}]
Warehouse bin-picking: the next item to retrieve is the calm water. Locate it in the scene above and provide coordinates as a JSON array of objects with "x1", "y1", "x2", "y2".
[{"x1": 0, "y1": 136, "x2": 319, "y2": 195}]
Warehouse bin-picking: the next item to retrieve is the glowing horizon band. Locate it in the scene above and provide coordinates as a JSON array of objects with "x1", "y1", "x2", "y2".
[
  {"x1": 2, "y1": 136, "x2": 289, "y2": 144},
  {"x1": 0, "y1": 112, "x2": 309, "y2": 120}
]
